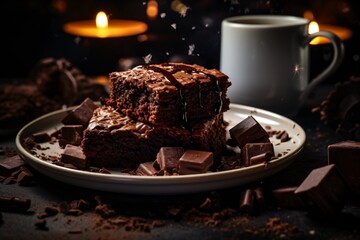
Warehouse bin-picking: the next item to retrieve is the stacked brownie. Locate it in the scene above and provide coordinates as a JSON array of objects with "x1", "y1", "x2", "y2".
[{"x1": 82, "y1": 63, "x2": 231, "y2": 169}]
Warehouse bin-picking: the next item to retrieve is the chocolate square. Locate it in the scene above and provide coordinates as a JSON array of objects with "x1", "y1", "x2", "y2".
[
  {"x1": 155, "y1": 147, "x2": 185, "y2": 173},
  {"x1": 294, "y1": 164, "x2": 349, "y2": 215},
  {"x1": 61, "y1": 97, "x2": 97, "y2": 127},
  {"x1": 59, "y1": 125, "x2": 83, "y2": 148},
  {"x1": 178, "y1": 150, "x2": 213, "y2": 175},
  {"x1": 61, "y1": 144, "x2": 87, "y2": 170},
  {"x1": 229, "y1": 116, "x2": 270, "y2": 149},
  {"x1": 136, "y1": 162, "x2": 159, "y2": 176},
  {"x1": 328, "y1": 141, "x2": 360, "y2": 197},
  {"x1": 241, "y1": 142, "x2": 274, "y2": 166},
  {"x1": 0, "y1": 155, "x2": 25, "y2": 177}
]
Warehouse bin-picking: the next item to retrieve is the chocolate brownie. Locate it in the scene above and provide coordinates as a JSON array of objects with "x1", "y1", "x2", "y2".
[
  {"x1": 108, "y1": 62, "x2": 231, "y2": 127},
  {"x1": 82, "y1": 105, "x2": 227, "y2": 169}
]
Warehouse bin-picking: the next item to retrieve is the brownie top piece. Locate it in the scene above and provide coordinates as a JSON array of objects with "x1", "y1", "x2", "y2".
[{"x1": 108, "y1": 62, "x2": 231, "y2": 127}]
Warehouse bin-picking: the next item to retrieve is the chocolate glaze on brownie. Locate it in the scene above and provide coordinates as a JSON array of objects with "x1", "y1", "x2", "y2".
[
  {"x1": 82, "y1": 105, "x2": 227, "y2": 168},
  {"x1": 108, "y1": 62, "x2": 231, "y2": 127}
]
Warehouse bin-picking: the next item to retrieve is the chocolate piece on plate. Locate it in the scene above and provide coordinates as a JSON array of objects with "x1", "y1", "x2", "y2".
[
  {"x1": 178, "y1": 150, "x2": 213, "y2": 175},
  {"x1": 229, "y1": 116, "x2": 270, "y2": 149},
  {"x1": 0, "y1": 155, "x2": 25, "y2": 176},
  {"x1": 294, "y1": 164, "x2": 349, "y2": 215},
  {"x1": 272, "y1": 186, "x2": 306, "y2": 210},
  {"x1": 136, "y1": 162, "x2": 159, "y2": 176},
  {"x1": 61, "y1": 97, "x2": 97, "y2": 127},
  {"x1": 31, "y1": 132, "x2": 51, "y2": 143},
  {"x1": 59, "y1": 125, "x2": 83, "y2": 148},
  {"x1": 61, "y1": 144, "x2": 88, "y2": 170},
  {"x1": 241, "y1": 142, "x2": 274, "y2": 166},
  {"x1": 155, "y1": 147, "x2": 185, "y2": 173},
  {"x1": 328, "y1": 140, "x2": 360, "y2": 197}
]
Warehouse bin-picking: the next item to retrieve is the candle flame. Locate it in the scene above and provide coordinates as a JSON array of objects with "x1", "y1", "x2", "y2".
[
  {"x1": 308, "y1": 21, "x2": 321, "y2": 45},
  {"x1": 308, "y1": 21, "x2": 319, "y2": 34},
  {"x1": 147, "y1": 0, "x2": 158, "y2": 20},
  {"x1": 96, "y1": 11, "x2": 108, "y2": 29}
]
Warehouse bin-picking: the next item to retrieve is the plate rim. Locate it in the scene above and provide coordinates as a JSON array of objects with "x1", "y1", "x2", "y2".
[{"x1": 15, "y1": 103, "x2": 306, "y2": 193}]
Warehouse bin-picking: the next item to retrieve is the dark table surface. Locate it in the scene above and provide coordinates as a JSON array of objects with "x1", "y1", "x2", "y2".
[{"x1": 1, "y1": 84, "x2": 360, "y2": 240}]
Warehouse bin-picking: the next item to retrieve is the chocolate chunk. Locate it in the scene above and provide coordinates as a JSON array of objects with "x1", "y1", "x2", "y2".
[
  {"x1": 294, "y1": 164, "x2": 349, "y2": 215},
  {"x1": 328, "y1": 141, "x2": 360, "y2": 197},
  {"x1": 250, "y1": 152, "x2": 273, "y2": 165},
  {"x1": 34, "y1": 219, "x2": 48, "y2": 230},
  {"x1": 272, "y1": 187, "x2": 306, "y2": 210},
  {"x1": 61, "y1": 97, "x2": 97, "y2": 127},
  {"x1": 16, "y1": 167, "x2": 34, "y2": 185},
  {"x1": 239, "y1": 189, "x2": 254, "y2": 213},
  {"x1": 0, "y1": 196, "x2": 31, "y2": 212},
  {"x1": 31, "y1": 132, "x2": 51, "y2": 143},
  {"x1": 59, "y1": 125, "x2": 83, "y2": 148},
  {"x1": 229, "y1": 116, "x2": 270, "y2": 149},
  {"x1": 0, "y1": 155, "x2": 25, "y2": 176},
  {"x1": 254, "y1": 187, "x2": 265, "y2": 209},
  {"x1": 178, "y1": 150, "x2": 213, "y2": 175},
  {"x1": 136, "y1": 162, "x2": 159, "y2": 176},
  {"x1": 61, "y1": 144, "x2": 87, "y2": 169},
  {"x1": 241, "y1": 142, "x2": 274, "y2": 166},
  {"x1": 155, "y1": 147, "x2": 185, "y2": 173}
]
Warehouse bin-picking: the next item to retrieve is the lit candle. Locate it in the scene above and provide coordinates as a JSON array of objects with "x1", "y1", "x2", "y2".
[
  {"x1": 308, "y1": 21, "x2": 352, "y2": 45},
  {"x1": 63, "y1": 11, "x2": 148, "y2": 38}
]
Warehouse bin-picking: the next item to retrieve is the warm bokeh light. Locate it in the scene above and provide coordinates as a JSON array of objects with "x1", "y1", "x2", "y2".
[
  {"x1": 147, "y1": 0, "x2": 158, "y2": 20},
  {"x1": 96, "y1": 11, "x2": 108, "y2": 28},
  {"x1": 308, "y1": 21, "x2": 320, "y2": 34}
]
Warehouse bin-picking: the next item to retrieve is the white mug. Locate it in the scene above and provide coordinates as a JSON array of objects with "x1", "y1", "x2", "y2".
[{"x1": 220, "y1": 15, "x2": 344, "y2": 116}]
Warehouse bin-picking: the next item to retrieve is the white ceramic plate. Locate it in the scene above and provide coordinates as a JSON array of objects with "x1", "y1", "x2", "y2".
[{"x1": 15, "y1": 103, "x2": 306, "y2": 195}]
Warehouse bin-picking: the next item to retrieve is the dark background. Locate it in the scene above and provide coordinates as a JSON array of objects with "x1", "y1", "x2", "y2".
[{"x1": 0, "y1": 0, "x2": 359, "y2": 82}]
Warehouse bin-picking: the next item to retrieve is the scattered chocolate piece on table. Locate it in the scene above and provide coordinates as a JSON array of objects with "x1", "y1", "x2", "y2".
[
  {"x1": 0, "y1": 196, "x2": 31, "y2": 212},
  {"x1": 61, "y1": 97, "x2": 97, "y2": 127},
  {"x1": 16, "y1": 166, "x2": 34, "y2": 185},
  {"x1": 253, "y1": 187, "x2": 265, "y2": 210},
  {"x1": 0, "y1": 155, "x2": 25, "y2": 177},
  {"x1": 61, "y1": 144, "x2": 88, "y2": 170},
  {"x1": 239, "y1": 189, "x2": 254, "y2": 213},
  {"x1": 272, "y1": 186, "x2": 306, "y2": 210},
  {"x1": 155, "y1": 147, "x2": 185, "y2": 174},
  {"x1": 294, "y1": 164, "x2": 349, "y2": 215},
  {"x1": 241, "y1": 142, "x2": 274, "y2": 166},
  {"x1": 328, "y1": 140, "x2": 360, "y2": 198},
  {"x1": 178, "y1": 150, "x2": 213, "y2": 175},
  {"x1": 229, "y1": 116, "x2": 270, "y2": 149}
]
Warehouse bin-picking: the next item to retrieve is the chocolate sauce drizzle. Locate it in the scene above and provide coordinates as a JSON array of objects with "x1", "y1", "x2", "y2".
[{"x1": 135, "y1": 63, "x2": 223, "y2": 134}]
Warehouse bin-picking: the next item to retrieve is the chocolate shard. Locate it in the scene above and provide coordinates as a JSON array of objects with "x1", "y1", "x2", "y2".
[
  {"x1": 61, "y1": 97, "x2": 97, "y2": 127},
  {"x1": 272, "y1": 186, "x2": 306, "y2": 210},
  {"x1": 60, "y1": 144, "x2": 88, "y2": 170},
  {"x1": 31, "y1": 132, "x2": 51, "y2": 143},
  {"x1": 0, "y1": 155, "x2": 25, "y2": 177},
  {"x1": 136, "y1": 162, "x2": 159, "y2": 176},
  {"x1": 239, "y1": 189, "x2": 254, "y2": 213},
  {"x1": 229, "y1": 116, "x2": 270, "y2": 149},
  {"x1": 155, "y1": 147, "x2": 185, "y2": 173},
  {"x1": 178, "y1": 150, "x2": 213, "y2": 175},
  {"x1": 294, "y1": 164, "x2": 349, "y2": 215},
  {"x1": 328, "y1": 141, "x2": 360, "y2": 198},
  {"x1": 241, "y1": 142, "x2": 274, "y2": 166},
  {"x1": 0, "y1": 196, "x2": 31, "y2": 212},
  {"x1": 59, "y1": 125, "x2": 83, "y2": 148},
  {"x1": 254, "y1": 187, "x2": 265, "y2": 210}
]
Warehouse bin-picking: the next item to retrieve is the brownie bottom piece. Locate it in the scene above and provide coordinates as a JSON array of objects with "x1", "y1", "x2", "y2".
[{"x1": 82, "y1": 106, "x2": 227, "y2": 169}]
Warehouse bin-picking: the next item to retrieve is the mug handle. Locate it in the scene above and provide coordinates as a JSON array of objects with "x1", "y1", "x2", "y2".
[{"x1": 299, "y1": 31, "x2": 345, "y2": 108}]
